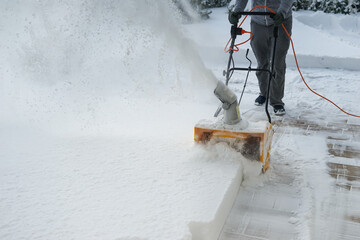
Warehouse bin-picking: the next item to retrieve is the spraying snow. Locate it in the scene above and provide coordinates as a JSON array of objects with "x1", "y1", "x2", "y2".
[
  {"x1": 0, "y1": 1, "x2": 245, "y2": 240},
  {"x1": 0, "y1": 0, "x2": 218, "y2": 133}
]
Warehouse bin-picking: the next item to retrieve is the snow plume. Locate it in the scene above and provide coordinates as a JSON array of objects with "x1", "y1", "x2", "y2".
[{"x1": 0, "y1": 0, "x2": 218, "y2": 132}]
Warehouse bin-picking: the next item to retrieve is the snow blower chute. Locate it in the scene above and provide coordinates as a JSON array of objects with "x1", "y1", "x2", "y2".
[{"x1": 194, "y1": 11, "x2": 277, "y2": 172}]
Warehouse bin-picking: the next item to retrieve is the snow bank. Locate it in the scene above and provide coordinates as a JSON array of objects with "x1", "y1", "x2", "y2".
[
  {"x1": 0, "y1": 1, "x2": 248, "y2": 240},
  {"x1": 294, "y1": 10, "x2": 360, "y2": 48}
]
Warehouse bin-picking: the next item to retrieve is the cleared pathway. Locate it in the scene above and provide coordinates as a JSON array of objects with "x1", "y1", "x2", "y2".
[{"x1": 219, "y1": 102, "x2": 360, "y2": 240}]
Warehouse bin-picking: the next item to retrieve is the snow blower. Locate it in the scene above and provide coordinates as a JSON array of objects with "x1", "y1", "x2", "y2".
[{"x1": 194, "y1": 11, "x2": 277, "y2": 172}]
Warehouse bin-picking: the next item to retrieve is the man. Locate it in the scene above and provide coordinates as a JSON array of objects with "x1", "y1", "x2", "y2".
[{"x1": 229, "y1": 0, "x2": 295, "y2": 116}]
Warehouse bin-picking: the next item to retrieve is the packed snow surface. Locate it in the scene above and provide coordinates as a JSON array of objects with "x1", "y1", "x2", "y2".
[
  {"x1": 1, "y1": 1, "x2": 360, "y2": 240},
  {"x1": 0, "y1": 1, "x2": 238, "y2": 240}
]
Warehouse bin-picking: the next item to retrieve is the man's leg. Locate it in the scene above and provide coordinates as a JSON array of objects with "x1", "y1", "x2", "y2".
[
  {"x1": 250, "y1": 21, "x2": 272, "y2": 98},
  {"x1": 269, "y1": 17, "x2": 292, "y2": 107}
]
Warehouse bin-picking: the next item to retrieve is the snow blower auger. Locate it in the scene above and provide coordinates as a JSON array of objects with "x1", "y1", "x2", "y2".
[{"x1": 194, "y1": 11, "x2": 278, "y2": 172}]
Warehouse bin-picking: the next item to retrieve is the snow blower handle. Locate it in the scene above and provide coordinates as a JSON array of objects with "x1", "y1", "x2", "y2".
[
  {"x1": 235, "y1": 11, "x2": 275, "y2": 17},
  {"x1": 224, "y1": 11, "x2": 279, "y2": 123}
]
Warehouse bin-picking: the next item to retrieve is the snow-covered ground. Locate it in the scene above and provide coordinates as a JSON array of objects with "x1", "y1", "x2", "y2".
[{"x1": 1, "y1": 1, "x2": 360, "y2": 240}]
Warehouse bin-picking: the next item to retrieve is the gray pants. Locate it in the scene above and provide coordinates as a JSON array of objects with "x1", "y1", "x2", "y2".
[{"x1": 250, "y1": 17, "x2": 292, "y2": 106}]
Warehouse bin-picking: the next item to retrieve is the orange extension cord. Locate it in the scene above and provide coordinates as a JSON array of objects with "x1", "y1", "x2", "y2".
[{"x1": 225, "y1": 5, "x2": 360, "y2": 118}]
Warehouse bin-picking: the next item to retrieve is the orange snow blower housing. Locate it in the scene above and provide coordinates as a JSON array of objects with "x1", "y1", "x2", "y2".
[
  {"x1": 194, "y1": 75, "x2": 273, "y2": 172},
  {"x1": 195, "y1": 120, "x2": 273, "y2": 171}
]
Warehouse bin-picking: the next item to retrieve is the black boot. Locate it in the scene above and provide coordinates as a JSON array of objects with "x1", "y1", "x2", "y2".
[
  {"x1": 255, "y1": 95, "x2": 266, "y2": 106},
  {"x1": 273, "y1": 105, "x2": 286, "y2": 116}
]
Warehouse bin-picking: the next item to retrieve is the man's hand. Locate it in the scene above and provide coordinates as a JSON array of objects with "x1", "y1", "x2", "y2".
[
  {"x1": 271, "y1": 13, "x2": 284, "y2": 26},
  {"x1": 228, "y1": 11, "x2": 241, "y2": 25}
]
